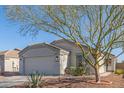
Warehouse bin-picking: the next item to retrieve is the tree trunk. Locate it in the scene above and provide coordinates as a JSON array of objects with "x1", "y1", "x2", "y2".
[
  {"x1": 122, "y1": 74, "x2": 124, "y2": 78},
  {"x1": 94, "y1": 65, "x2": 101, "y2": 83}
]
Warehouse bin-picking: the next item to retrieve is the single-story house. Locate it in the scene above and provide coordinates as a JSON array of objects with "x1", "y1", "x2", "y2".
[
  {"x1": 0, "y1": 48, "x2": 20, "y2": 74},
  {"x1": 19, "y1": 39, "x2": 117, "y2": 75}
]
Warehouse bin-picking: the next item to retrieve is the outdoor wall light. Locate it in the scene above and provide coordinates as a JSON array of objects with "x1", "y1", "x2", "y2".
[{"x1": 56, "y1": 56, "x2": 59, "y2": 62}]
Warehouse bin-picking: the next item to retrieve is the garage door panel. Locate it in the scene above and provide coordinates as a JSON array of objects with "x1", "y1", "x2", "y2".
[{"x1": 25, "y1": 56, "x2": 60, "y2": 75}]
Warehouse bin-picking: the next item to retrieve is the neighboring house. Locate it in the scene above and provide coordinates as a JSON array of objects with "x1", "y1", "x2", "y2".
[
  {"x1": 19, "y1": 39, "x2": 117, "y2": 75},
  {"x1": 0, "y1": 48, "x2": 20, "y2": 74}
]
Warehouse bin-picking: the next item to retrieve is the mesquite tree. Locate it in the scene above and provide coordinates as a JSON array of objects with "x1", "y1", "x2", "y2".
[{"x1": 6, "y1": 5, "x2": 124, "y2": 83}]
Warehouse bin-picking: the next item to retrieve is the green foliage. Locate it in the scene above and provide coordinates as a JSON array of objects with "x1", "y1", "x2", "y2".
[
  {"x1": 26, "y1": 72, "x2": 44, "y2": 88},
  {"x1": 66, "y1": 66, "x2": 87, "y2": 76},
  {"x1": 114, "y1": 69, "x2": 124, "y2": 75}
]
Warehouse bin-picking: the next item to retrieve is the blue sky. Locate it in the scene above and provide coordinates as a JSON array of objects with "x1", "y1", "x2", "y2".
[
  {"x1": 0, "y1": 6, "x2": 59, "y2": 50},
  {"x1": 0, "y1": 6, "x2": 124, "y2": 61}
]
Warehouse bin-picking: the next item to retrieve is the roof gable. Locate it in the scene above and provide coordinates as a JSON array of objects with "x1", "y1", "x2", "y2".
[
  {"x1": 0, "y1": 50, "x2": 19, "y2": 57},
  {"x1": 19, "y1": 43, "x2": 68, "y2": 56},
  {"x1": 51, "y1": 39, "x2": 88, "y2": 52},
  {"x1": 51, "y1": 39, "x2": 88, "y2": 48}
]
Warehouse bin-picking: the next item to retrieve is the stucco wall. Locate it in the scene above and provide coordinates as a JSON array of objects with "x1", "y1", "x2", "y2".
[
  {"x1": 4, "y1": 57, "x2": 19, "y2": 72},
  {"x1": 98, "y1": 54, "x2": 106, "y2": 73},
  {"x1": 60, "y1": 55, "x2": 68, "y2": 74},
  {"x1": 111, "y1": 58, "x2": 117, "y2": 71}
]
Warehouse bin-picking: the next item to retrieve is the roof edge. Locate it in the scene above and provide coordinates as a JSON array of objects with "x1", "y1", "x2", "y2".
[{"x1": 19, "y1": 42, "x2": 69, "y2": 56}]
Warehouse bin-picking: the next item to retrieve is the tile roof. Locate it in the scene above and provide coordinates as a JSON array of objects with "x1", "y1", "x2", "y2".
[
  {"x1": 0, "y1": 50, "x2": 20, "y2": 58},
  {"x1": 0, "y1": 50, "x2": 8, "y2": 55}
]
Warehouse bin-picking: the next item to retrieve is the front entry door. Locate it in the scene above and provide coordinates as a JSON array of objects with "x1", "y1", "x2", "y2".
[{"x1": 76, "y1": 55, "x2": 83, "y2": 67}]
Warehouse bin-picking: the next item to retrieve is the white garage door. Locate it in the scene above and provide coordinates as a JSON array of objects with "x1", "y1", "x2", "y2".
[{"x1": 25, "y1": 56, "x2": 60, "y2": 75}]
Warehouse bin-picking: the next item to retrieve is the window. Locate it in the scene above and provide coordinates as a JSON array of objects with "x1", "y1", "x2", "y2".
[
  {"x1": 12, "y1": 61, "x2": 15, "y2": 72},
  {"x1": 12, "y1": 61, "x2": 14, "y2": 67}
]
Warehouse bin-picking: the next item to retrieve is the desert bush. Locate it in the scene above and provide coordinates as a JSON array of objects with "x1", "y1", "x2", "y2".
[
  {"x1": 114, "y1": 69, "x2": 124, "y2": 75},
  {"x1": 25, "y1": 71, "x2": 44, "y2": 88},
  {"x1": 66, "y1": 66, "x2": 86, "y2": 76}
]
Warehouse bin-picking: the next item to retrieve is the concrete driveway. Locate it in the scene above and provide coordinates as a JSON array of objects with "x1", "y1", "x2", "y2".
[
  {"x1": 0, "y1": 75, "x2": 61, "y2": 88},
  {"x1": 0, "y1": 76, "x2": 27, "y2": 88}
]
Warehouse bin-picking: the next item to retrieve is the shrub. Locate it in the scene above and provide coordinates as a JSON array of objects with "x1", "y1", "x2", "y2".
[
  {"x1": 66, "y1": 66, "x2": 86, "y2": 76},
  {"x1": 114, "y1": 69, "x2": 124, "y2": 75},
  {"x1": 26, "y1": 71, "x2": 44, "y2": 88}
]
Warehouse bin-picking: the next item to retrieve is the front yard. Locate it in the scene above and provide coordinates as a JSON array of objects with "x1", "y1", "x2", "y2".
[{"x1": 13, "y1": 74, "x2": 124, "y2": 88}]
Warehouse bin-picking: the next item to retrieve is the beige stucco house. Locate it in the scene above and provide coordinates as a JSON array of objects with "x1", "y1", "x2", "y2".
[
  {"x1": 19, "y1": 39, "x2": 117, "y2": 75},
  {"x1": 0, "y1": 49, "x2": 20, "y2": 74}
]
